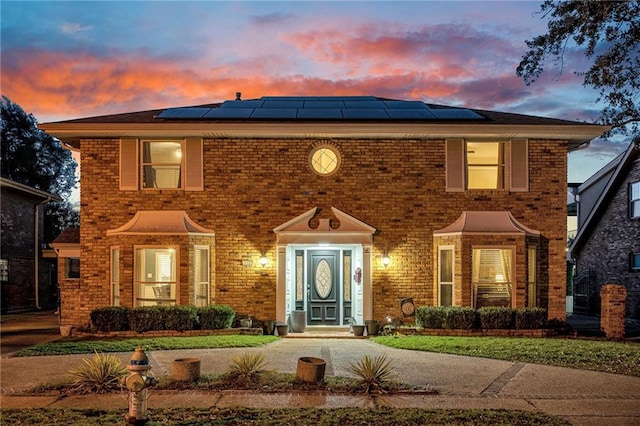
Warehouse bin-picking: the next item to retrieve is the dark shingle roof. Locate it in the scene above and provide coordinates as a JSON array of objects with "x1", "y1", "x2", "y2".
[{"x1": 45, "y1": 96, "x2": 581, "y2": 126}]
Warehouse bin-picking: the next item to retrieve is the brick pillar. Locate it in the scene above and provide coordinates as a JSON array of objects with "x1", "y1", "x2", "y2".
[{"x1": 600, "y1": 284, "x2": 627, "y2": 339}]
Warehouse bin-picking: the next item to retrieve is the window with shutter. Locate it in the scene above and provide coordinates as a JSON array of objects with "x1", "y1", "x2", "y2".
[
  {"x1": 510, "y1": 139, "x2": 529, "y2": 192},
  {"x1": 446, "y1": 139, "x2": 465, "y2": 192},
  {"x1": 445, "y1": 139, "x2": 529, "y2": 192},
  {"x1": 120, "y1": 138, "x2": 138, "y2": 190}
]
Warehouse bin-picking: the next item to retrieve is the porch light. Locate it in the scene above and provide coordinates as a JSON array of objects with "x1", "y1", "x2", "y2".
[
  {"x1": 259, "y1": 255, "x2": 269, "y2": 267},
  {"x1": 382, "y1": 254, "x2": 390, "y2": 267}
]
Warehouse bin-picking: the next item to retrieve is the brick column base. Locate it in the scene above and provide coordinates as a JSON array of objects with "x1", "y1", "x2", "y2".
[{"x1": 600, "y1": 283, "x2": 627, "y2": 339}]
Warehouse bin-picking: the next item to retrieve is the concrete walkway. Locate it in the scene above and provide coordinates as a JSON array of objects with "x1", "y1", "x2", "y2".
[{"x1": 2, "y1": 338, "x2": 640, "y2": 425}]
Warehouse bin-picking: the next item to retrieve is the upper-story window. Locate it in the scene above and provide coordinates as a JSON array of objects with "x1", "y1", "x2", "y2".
[
  {"x1": 630, "y1": 181, "x2": 640, "y2": 219},
  {"x1": 467, "y1": 142, "x2": 505, "y2": 189},
  {"x1": 119, "y1": 138, "x2": 203, "y2": 191},
  {"x1": 446, "y1": 139, "x2": 528, "y2": 192},
  {"x1": 142, "y1": 141, "x2": 183, "y2": 189}
]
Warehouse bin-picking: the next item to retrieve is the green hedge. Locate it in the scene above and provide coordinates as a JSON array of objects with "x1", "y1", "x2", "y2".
[
  {"x1": 514, "y1": 307, "x2": 547, "y2": 329},
  {"x1": 415, "y1": 306, "x2": 477, "y2": 329},
  {"x1": 198, "y1": 304, "x2": 235, "y2": 330},
  {"x1": 90, "y1": 306, "x2": 129, "y2": 332},
  {"x1": 90, "y1": 305, "x2": 236, "y2": 333},
  {"x1": 416, "y1": 306, "x2": 547, "y2": 330},
  {"x1": 478, "y1": 307, "x2": 514, "y2": 329}
]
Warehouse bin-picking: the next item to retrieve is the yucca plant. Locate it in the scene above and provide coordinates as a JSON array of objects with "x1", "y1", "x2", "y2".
[
  {"x1": 67, "y1": 351, "x2": 127, "y2": 394},
  {"x1": 226, "y1": 352, "x2": 268, "y2": 383},
  {"x1": 346, "y1": 354, "x2": 396, "y2": 394}
]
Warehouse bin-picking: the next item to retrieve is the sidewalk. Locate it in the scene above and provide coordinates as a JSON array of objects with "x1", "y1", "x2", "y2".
[{"x1": 2, "y1": 338, "x2": 640, "y2": 425}]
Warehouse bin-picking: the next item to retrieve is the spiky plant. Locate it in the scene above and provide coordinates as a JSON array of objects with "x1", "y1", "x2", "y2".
[
  {"x1": 346, "y1": 354, "x2": 396, "y2": 394},
  {"x1": 226, "y1": 352, "x2": 268, "y2": 382},
  {"x1": 67, "y1": 351, "x2": 127, "y2": 394}
]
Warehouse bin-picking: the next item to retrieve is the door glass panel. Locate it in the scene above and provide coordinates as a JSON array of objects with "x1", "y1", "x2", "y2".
[
  {"x1": 343, "y1": 252, "x2": 351, "y2": 301},
  {"x1": 315, "y1": 259, "x2": 332, "y2": 299}
]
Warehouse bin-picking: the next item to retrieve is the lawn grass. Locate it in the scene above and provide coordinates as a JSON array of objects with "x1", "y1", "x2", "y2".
[
  {"x1": 373, "y1": 335, "x2": 640, "y2": 376},
  {"x1": 0, "y1": 407, "x2": 571, "y2": 425},
  {"x1": 15, "y1": 335, "x2": 279, "y2": 356}
]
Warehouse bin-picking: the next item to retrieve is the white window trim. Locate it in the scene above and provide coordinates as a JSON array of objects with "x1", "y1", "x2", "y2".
[
  {"x1": 134, "y1": 246, "x2": 179, "y2": 306},
  {"x1": 140, "y1": 139, "x2": 185, "y2": 190},
  {"x1": 471, "y1": 245, "x2": 516, "y2": 309},
  {"x1": 630, "y1": 181, "x2": 640, "y2": 219},
  {"x1": 438, "y1": 245, "x2": 455, "y2": 306},
  {"x1": 110, "y1": 246, "x2": 120, "y2": 307},
  {"x1": 193, "y1": 245, "x2": 210, "y2": 306}
]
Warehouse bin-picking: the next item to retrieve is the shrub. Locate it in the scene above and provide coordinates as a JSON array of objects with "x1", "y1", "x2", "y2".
[
  {"x1": 163, "y1": 305, "x2": 199, "y2": 331},
  {"x1": 199, "y1": 305, "x2": 235, "y2": 329},
  {"x1": 227, "y1": 353, "x2": 268, "y2": 377},
  {"x1": 514, "y1": 308, "x2": 547, "y2": 329},
  {"x1": 478, "y1": 307, "x2": 514, "y2": 329},
  {"x1": 90, "y1": 306, "x2": 129, "y2": 332},
  {"x1": 67, "y1": 351, "x2": 127, "y2": 394},
  {"x1": 127, "y1": 306, "x2": 164, "y2": 333},
  {"x1": 415, "y1": 306, "x2": 447, "y2": 328},
  {"x1": 346, "y1": 354, "x2": 396, "y2": 394},
  {"x1": 443, "y1": 307, "x2": 478, "y2": 330}
]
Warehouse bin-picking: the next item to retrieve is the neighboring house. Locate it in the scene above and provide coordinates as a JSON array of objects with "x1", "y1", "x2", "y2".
[
  {"x1": 0, "y1": 177, "x2": 61, "y2": 313},
  {"x1": 570, "y1": 138, "x2": 640, "y2": 320},
  {"x1": 40, "y1": 95, "x2": 608, "y2": 329}
]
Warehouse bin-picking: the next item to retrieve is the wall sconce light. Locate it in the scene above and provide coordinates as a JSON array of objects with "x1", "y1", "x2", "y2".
[
  {"x1": 382, "y1": 254, "x2": 390, "y2": 267},
  {"x1": 259, "y1": 255, "x2": 269, "y2": 267}
]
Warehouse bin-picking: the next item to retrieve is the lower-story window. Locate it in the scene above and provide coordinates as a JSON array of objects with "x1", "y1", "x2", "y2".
[
  {"x1": 193, "y1": 246, "x2": 209, "y2": 306},
  {"x1": 438, "y1": 246, "x2": 454, "y2": 306},
  {"x1": 472, "y1": 248, "x2": 513, "y2": 308},
  {"x1": 135, "y1": 247, "x2": 177, "y2": 306},
  {"x1": 111, "y1": 247, "x2": 120, "y2": 306}
]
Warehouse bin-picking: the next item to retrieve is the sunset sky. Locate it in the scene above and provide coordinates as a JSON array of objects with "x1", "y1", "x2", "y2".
[{"x1": 1, "y1": 1, "x2": 632, "y2": 184}]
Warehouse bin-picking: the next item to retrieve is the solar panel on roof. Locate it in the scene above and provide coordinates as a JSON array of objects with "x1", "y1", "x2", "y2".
[
  {"x1": 156, "y1": 108, "x2": 211, "y2": 119},
  {"x1": 304, "y1": 101, "x2": 345, "y2": 109},
  {"x1": 262, "y1": 101, "x2": 304, "y2": 109},
  {"x1": 386, "y1": 109, "x2": 438, "y2": 119},
  {"x1": 203, "y1": 108, "x2": 254, "y2": 118},
  {"x1": 318, "y1": 96, "x2": 377, "y2": 101},
  {"x1": 342, "y1": 109, "x2": 389, "y2": 119},
  {"x1": 297, "y1": 108, "x2": 343, "y2": 119},
  {"x1": 250, "y1": 108, "x2": 298, "y2": 118},
  {"x1": 344, "y1": 101, "x2": 386, "y2": 109},
  {"x1": 431, "y1": 108, "x2": 484, "y2": 119},
  {"x1": 220, "y1": 100, "x2": 264, "y2": 108},
  {"x1": 383, "y1": 101, "x2": 428, "y2": 109},
  {"x1": 262, "y1": 96, "x2": 318, "y2": 101}
]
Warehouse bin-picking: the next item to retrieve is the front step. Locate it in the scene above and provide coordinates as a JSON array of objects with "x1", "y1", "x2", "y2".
[{"x1": 281, "y1": 325, "x2": 366, "y2": 339}]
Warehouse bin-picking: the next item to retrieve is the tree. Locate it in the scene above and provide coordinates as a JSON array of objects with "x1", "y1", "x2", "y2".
[
  {"x1": 1, "y1": 95, "x2": 79, "y2": 241},
  {"x1": 517, "y1": 0, "x2": 640, "y2": 135}
]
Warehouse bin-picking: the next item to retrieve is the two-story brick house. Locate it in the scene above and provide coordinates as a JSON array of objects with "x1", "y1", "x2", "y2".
[
  {"x1": 40, "y1": 95, "x2": 608, "y2": 329},
  {"x1": 570, "y1": 138, "x2": 640, "y2": 320}
]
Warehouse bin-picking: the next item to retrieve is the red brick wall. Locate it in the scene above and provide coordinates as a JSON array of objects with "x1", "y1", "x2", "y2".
[
  {"x1": 600, "y1": 283, "x2": 627, "y2": 338},
  {"x1": 65, "y1": 137, "x2": 568, "y2": 326}
]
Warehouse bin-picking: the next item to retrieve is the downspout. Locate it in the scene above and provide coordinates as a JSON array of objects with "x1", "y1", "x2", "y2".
[{"x1": 34, "y1": 196, "x2": 53, "y2": 309}]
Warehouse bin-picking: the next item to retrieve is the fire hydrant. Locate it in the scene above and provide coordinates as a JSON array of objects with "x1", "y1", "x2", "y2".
[{"x1": 121, "y1": 347, "x2": 156, "y2": 425}]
